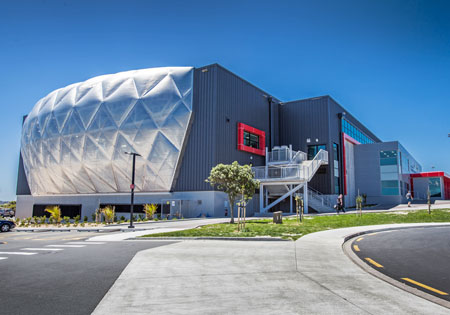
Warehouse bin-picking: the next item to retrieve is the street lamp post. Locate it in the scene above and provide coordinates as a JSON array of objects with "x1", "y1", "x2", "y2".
[{"x1": 125, "y1": 151, "x2": 141, "y2": 229}]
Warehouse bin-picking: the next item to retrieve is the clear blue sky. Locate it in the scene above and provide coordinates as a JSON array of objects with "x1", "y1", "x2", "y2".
[{"x1": 0, "y1": 0, "x2": 449, "y2": 201}]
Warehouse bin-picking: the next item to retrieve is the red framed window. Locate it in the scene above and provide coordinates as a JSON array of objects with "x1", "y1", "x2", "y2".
[{"x1": 237, "y1": 123, "x2": 265, "y2": 156}]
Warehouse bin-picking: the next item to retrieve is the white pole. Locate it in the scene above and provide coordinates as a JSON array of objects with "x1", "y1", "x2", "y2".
[
  {"x1": 304, "y1": 182, "x2": 309, "y2": 214},
  {"x1": 290, "y1": 185, "x2": 293, "y2": 213},
  {"x1": 260, "y1": 184, "x2": 264, "y2": 214}
]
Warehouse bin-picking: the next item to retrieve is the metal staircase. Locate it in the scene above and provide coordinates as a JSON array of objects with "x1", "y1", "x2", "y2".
[
  {"x1": 252, "y1": 145, "x2": 328, "y2": 214},
  {"x1": 303, "y1": 187, "x2": 336, "y2": 213}
]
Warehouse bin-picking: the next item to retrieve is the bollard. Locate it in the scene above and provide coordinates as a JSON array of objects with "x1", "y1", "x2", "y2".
[{"x1": 273, "y1": 211, "x2": 283, "y2": 224}]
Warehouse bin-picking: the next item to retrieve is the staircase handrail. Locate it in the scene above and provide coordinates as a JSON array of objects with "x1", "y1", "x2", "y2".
[
  {"x1": 252, "y1": 149, "x2": 328, "y2": 182},
  {"x1": 307, "y1": 186, "x2": 333, "y2": 207},
  {"x1": 287, "y1": 150, "x2": 307, "y2": 165},
  {"x1": 305, "y1": 149, "x2": 328, "y2": 181}
]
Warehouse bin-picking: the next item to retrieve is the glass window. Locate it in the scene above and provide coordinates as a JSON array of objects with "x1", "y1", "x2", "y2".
[
  {"x1": 243, "y1": 131, "x2": 259, "y2": 149},
  {"x1": 381, "y1": 180, "x2": 399, "y2": 195},
  {"x1": 429, "y1": 178, "x2": 441, "y2": 197},
  {"x1": 380, "y1": 158, "x2": 397, "y2": 165},
  {"x1": 308, "y1": 145, "x2": 326, "y2": 160},
  {"x1": 380, "y1": 150, "x2": 397, "y2": 158},
  {"x1": 341, "y1": 118, "x2": 375, "y2": 144},
  {"x1": 380, "y1": 150, "x2": 399, "y2": 195}
]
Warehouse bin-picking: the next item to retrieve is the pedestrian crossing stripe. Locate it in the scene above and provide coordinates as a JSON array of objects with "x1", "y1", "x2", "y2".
[
  {"x1": 0, "y1": 252, "x2": 37, "y2": 255},
  {"x1": 21, "y1": 248, "x2": 63, "y2": 251}
]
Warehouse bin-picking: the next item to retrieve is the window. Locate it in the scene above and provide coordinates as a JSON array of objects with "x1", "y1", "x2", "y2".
[
  {"x1": 333, "y1": 143, "x2": 340, "y2": 194},
  {"x1": 429, "y1": 178, "x2": 441, "y2": 198},
  {"x1": 237, "y1": 122, "x2": 265, "y2": 156},
  {"x1": 243, "y1": 131, "x2": 259, "y2": 149},
  {"x1": 307, "y1": 145, "x2": 326, "y2": 160},
  {"x1": 342, "y1": 118, "x2": 375, "y2": 144},
  {"x1": 381, "y1": 180, "x2": 399, "y2": 195},
  {"x1": 380, "y1": 150, "x2": 398, "y2": 165},
  {"x1": 380, "y1": 150, "x2": 399, "y2": 195}
]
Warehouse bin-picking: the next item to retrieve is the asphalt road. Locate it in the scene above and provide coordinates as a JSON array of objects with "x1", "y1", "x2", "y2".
[
  {"x1": 0, "y1": 231, "x2": 175, "y2": 315},
  {"x1": 351, "y1": 226, "x2": 450, "y2": 302}
]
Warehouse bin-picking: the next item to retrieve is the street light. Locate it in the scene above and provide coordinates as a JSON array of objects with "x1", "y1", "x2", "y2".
[{"x1": 124, "y1": 151, "x2": 141, "y2": 228}]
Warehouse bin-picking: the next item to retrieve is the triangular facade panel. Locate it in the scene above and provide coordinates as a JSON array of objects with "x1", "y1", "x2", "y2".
[{"x1": 21, "y1": 67, "x2": 193, "y2": 195}]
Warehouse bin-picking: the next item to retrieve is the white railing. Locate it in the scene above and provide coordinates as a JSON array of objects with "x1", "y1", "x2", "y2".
[
  {"x1": 307, "y1": 186, "x2": 334, "y2": 207},
  {"x1": 253, "y1": 149, "x2": 328, "y2": 182},
  {"x1": 289, "y1": 150, "x2": 307, "y2": 165},
  {"x1": 268, "y1": 147, "x2": 307, "y2": 164}
]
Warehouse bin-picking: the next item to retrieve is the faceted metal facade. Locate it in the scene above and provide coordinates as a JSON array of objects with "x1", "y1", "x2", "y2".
[{"x1": 21, "y1": 67, "x2": 194, "y2": 195}]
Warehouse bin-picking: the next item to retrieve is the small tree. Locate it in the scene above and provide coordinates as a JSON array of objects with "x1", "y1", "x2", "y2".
[
  {"x1": 206, "y1": 161, "x2": 259, "y2": 223},
  {"x1": 143, "y1": 203, "x2": 158, "y2": 220},
  {"x1": 101, "y1": 206, "x2": 115, "y2": 224},
  {"x1": 356, "y1": 195, "x2": 363, "y2": 217},
  {"x1": 45, "y1": 206, "x2": 61, "y2": 224},
  {"x1": 94, "y1": 208, "x2": 102, "y2": 224}
]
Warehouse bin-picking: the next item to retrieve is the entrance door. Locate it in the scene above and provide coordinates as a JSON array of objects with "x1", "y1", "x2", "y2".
[{"x1": 344, "y1": 140, "x2": 356, "y2": 207}]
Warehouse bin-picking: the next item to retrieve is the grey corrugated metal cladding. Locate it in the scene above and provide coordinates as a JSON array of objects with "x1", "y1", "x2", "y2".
[{"x1": 175, "y1": 64, "x2": 277, "y2": 192}]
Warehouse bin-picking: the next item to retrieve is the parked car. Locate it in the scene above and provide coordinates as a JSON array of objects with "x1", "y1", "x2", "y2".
[
  {"x1": 0, "y1": 220, "x2": 15, "y2": 232},
  {"x1": 0, "y1": 208, "x2": 14, "y2": 217}
]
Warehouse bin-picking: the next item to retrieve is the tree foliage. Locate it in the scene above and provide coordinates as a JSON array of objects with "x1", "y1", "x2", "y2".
[
  {"x1": 143, "y1": 203, "x2": 158, "y2": 219},
  {"x1": 101, "y1": 205, "x2": 115, "y2": 224},
  {"x1": 206, "y1": 161, "x2": 259, "y2": 223},
  {"x1": 45, "y1": 205, "x2": 61, "y2": 224}
]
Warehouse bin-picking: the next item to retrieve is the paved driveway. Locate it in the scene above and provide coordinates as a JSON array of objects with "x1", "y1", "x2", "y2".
[{"x1": 93, "y1": 224, "x2": 450, "y2": 315}]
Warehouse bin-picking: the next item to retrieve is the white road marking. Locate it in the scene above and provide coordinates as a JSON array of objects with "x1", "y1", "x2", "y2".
[
  {"x1": 47, "y1": 245, "x2": 85, "y2": 248},
  {"x1": 0, "y1": 257, "x2": 8, "y2": 260},
  {"x1": 0, "y1": 252, "x2": 37, "y2": 255},
  {"x1": 65, "y1": 241, "x2": 106, "y2": 245},
  {"x1": 21, "y1": 248, "x2": 63, "y2": 251}
]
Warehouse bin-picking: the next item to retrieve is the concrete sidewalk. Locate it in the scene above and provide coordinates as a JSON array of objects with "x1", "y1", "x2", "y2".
[{"x1": 92, "y1": 223, "x2": 450, "y2": 314}]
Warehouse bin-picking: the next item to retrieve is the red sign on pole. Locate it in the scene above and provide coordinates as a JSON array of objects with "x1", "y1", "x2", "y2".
[{"x1": 130, "y1": 184, "x2": 135, "y2": 190}]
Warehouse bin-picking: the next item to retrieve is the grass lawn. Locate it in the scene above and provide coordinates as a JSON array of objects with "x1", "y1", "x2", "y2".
[{"x1": 141, "y1": 209, "x2": 450, "y2": 241}]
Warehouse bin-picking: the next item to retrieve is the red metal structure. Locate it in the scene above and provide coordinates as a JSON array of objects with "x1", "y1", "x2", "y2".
[
  {"x1": 237, "y1": 122, "x2": 266, "y2": 156},
  {"x1": 410, "y1": 172, "x2": 450, "y2": 199}
]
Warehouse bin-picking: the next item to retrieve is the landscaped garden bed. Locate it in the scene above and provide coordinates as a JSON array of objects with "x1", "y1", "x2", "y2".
[{"x1": 141, "y1": 209, "x2": 450, "y2": 241}]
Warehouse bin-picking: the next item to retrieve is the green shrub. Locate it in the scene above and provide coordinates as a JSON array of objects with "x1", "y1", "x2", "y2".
[
  {"x1": 45, "y1": 206, "x2": 61, "y2": 224},
  {"x1": 101, "y1": 206, "x2": 115, "y2": 224},
  {"x1": 143, "y1": 204, "x2": 158, "y2": 220},
  {"x1": 83, "y1": 216, "x2": 88, "y2": 223}
]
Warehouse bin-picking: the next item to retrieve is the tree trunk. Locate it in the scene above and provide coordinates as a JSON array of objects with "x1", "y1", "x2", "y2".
[{"x1": 229, "y1": 197, "x2": 235, "y2": 224}]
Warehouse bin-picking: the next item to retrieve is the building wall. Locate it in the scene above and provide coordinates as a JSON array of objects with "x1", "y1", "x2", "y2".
[
  {"x1": 355, "y1": 142, "x2": 397, "y2": 197},
  {"x1": 354, "y1": 141, "x2": 408, "y2": 205},
  {"x1": 214, "y1": 64, "x2": 276, "y2": 166},
  {"x1": 279, "y1": 95, "x2": 381, "y2": 196},
  {"x1": 173, "y1": 65, "x2": 218, "y2": 192},
  {"x1": 175, "y1": 64, "x2": 278, "y2": 192},
  {"x1": 16, "y1": 152, "x2": 31, "y2": 195},
  {"x1": 279, "y1": 96, "x2": 330, "y2": 193},
  {"x1": 327, "y1": 97, "x2": 381, "y2": 198},
  {"x1": 16, "y1": 190, "x2": 261, "y2": 220}
]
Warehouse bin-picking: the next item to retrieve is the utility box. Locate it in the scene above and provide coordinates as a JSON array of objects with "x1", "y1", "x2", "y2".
[{"x1": 273, "y1": 211, "x2": 283, "y2": 224}]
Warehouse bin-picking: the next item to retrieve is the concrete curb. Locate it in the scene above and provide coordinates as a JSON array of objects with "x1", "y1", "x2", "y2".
[
  {"x1": 14, "y1": 228, "x2": 122, "y2": 233},
  {"x1": 342, "y1": 223, "x2": 450, "y2": 242},
  {"x1": 131, "y1": 236, "x2": 290, "y2": 241},
  {"x1": 342, "y1": 225, "x2": 450, "y2": 309}
]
